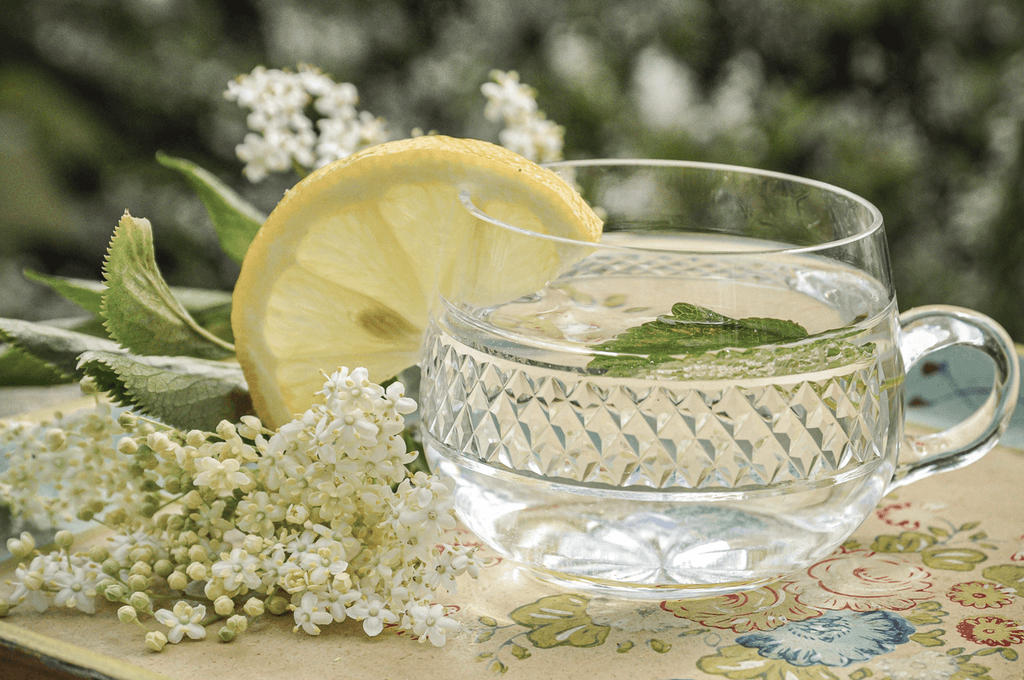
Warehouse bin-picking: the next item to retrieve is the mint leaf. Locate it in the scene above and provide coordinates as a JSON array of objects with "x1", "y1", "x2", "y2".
[
  {"x1": 592, "y1": 302, "x2": 809, "y2": 358},
  {"x1": 0, "y1": 316, "x2": 125, "y2": 381},
  {"x1": 101, "y1": 212, "x2": 235, "y2": 359},
  {"x1": 588, "y1": 302, "x2": 871, "y2": 379},
  {"x1": 78, "y1": 350, "x2": 252, "y2": 431},
  {"x1": 156, "y1": 152, "x2": 266, "y2": 264}
]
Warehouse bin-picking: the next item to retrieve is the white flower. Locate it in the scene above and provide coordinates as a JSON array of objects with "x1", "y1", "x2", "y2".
[
  {"x1": 193, "y1": 456, "x2": 252, "y2": 497},
  {"x1": 53, "y1": 566, "x2": 100, "y2": 614},
  {"x1": 235, "y1": 491, "x2": 286, "y2": 538},
  {"x1": 154, "y1": 602, "x2": 207, "y2": 644},
  {"x1": 292, "y1": 592, "x2": 333, "y2": 635},
  {"x1": 481, "y1": 70, "x2": 538, "y2": 124},
  {"x1": 210, "y1": 548, "x2": 262, "y2": 593},
  {"x1": 347, "y1": 595, "x2": 398, "y2": 636},
  {"x1": 409, "y1": 603, "x2": 459, "y2": 647}
]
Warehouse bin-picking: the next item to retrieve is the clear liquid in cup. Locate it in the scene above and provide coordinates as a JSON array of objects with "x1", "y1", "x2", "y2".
[{"x1": 421, "y1": 236, "x2": 904, "y2": 598}]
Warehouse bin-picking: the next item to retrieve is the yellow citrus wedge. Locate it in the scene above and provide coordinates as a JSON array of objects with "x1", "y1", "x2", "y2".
[{"x1": 231, "y1": 136, "x2": 603, "y2": 427}]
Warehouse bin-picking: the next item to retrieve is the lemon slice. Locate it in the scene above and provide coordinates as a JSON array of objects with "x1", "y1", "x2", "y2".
[{"x1": 231, "y1": 136, "x2": 603, "y2": 427}]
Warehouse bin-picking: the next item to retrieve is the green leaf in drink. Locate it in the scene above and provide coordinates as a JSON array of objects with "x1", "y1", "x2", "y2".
[{"x1": 588, "y1": 301, "x2": 871, "y2": 379}]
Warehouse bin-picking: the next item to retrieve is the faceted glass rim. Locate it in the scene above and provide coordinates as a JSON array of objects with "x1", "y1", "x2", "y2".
[{"x1": 460, "y1": 159, "x2": 886, "y2": 256}]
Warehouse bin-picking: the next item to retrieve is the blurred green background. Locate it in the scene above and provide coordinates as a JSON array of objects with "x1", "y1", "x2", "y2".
[{"x1": 1, "y1": 0, "x2": 1022, "y2": 340}]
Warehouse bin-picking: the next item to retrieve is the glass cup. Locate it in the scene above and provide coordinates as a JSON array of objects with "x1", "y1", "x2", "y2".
[{"x1": 419, "y1": 160, "x2": 1020, "y2": 599}]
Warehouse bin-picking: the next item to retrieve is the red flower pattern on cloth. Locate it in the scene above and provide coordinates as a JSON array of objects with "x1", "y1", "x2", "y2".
[
  {"x1": 956, "y1": 615, "x2": 1024, "y2": 647},
  {"x1": 662, "y1": 585, "x2": 821, "y2": 633},
  {"x1": 875, "y1": 501, "x2": 921, "y2": 531},
  {"x1": 785, "y1": 548, "x2": 934, "y2": 612},
  {"x1": 947, "y1": 581, "x2": 1015, "y2": 609}
]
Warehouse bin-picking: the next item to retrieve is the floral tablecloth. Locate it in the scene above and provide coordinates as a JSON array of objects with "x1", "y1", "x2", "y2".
[{"x1": 1, "y1": 346, "x2": 1023, "y2": 680}]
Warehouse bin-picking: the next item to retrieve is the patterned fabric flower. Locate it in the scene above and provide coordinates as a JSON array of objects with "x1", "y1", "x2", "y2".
[
  {"x1": 735, "y1": 610, "x2": 915, "y2": 667},
  {"x1": 955, "y1": 615, "x2": 1024, "y2": 647},
  {"x1": 947, "y1": 581, "x2": 1015, "y2": 609},
  {"x1": 664, "y1": 585, "x2": 822, "y2": 633},
  {"x1": 788, "y1": 549, "x2": 933, "y2": 611}
]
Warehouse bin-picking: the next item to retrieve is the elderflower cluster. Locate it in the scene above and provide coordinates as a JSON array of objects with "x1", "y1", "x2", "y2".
[
  {"x1": 480, "y1": 70, "x2": 564, "y2": 163},
  {"x1": 0, "y1": 369, "x2": 478, "y2": 649},
  {"x1": 225, "y1": 65, "x2": 388, "y2": 182}
]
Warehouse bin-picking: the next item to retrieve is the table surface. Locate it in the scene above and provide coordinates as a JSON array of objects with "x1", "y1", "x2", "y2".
[{"x1": 2, "y1": 346, "x2": 1023, "y2": 680}]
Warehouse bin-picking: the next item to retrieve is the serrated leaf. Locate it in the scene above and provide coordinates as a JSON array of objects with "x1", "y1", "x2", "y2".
[
  {"x1": 156, "y1": 152, "x2": 266, "y2": 263},
  {"x1": 77, "y1": 350, "x2": 251, "y2": 431},
  {"x1": 23, "y1": 269, "x2": 234, "y2": 342},
  {"x1": 0, "y1": 316, "x2": 124, "y2": 381},
  {"x1": 102, "y1": 212, "x2": 234, "y2": 359}
]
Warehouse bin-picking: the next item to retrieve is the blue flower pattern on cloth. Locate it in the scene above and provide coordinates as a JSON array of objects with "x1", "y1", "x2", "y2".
[{"x1": 735, "y1": 610, "x2": 915, "y2": 667}]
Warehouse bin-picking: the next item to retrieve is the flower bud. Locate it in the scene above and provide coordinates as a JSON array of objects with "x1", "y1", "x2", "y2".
[
  {"x1": 164, "y1": 477, "x2": 182, "y2": 494},
  {"x1": 21, "y1": 570, "x2": 43, "y2": 591},
  {"x1": 118, "y1": 412, "x2": 138, "y2": 429},
  {"x1": 6, "y1": 539, "x2": 27, "y2": 560},
  {"x1": 44, "y1": 428, "x2": 67, "y2": 451},
  {"x1": 87, "y1": 545, "x2": 110, "y2": 564},
  {"x1": 145, "y1": 630, "x2": 167, "y2": 652},
  {"x1": 53, "y1": 530, "x2": 73, "y2": 551},
  {"x1": 214, "y1": 595, "x2": 235, "y2": 617},
  {"x1": 181, "y1": 491, "x2": 204, "y2": 509},
  {"x1": 227, "y1": 614, "x2": 248, "y2": 633},
  {"x1": 116, "y1": 437, "x2": 139, "y2": 455},
  {"x1": 126, "y1": 574, "x2": 149, "y2": 592},
  {"x1": 218, "y1": 626, "x2": 236, "y2": 642},
  {"x1": 105, "y1": 508, "x2": 128, "y2": 526},
  {"x1": 243, "y1": 597, "x2": 264, "y2": 617},
  {"x1": 187, "y1": 545, "x2": 208, "y2": 563},
  {"x1": 166, "y1": 570, "x2": 188, "y2": 591},
  {"x1": 117, "y1": 606, "x2": 138, "y2": 623},
  {"x1": 216, "y1": 421, "x2": 237, "y2": 440},
  {"x1": 128, "y1": 592, "x2": 150, "y2": 610},
  {"x1": 266, "y1": 595, "x2": 289, "y2": 616},
  {"x1": 104, "y1": 584, "x2": 127, "y2": 601},
  {"x1": 153, "y1": 559, "x2": 174, "y2": 578},
  {"x1": 185, "y1": 430, "x2": 207, "y2": 447},
  {"x1": 166, "y1": 514, "x2": 185, "y2": 532},
  {"x1": 0, "y1": 600, "x2": 11, "y2": 617},
  {"x1": 76, "y1": 508, "x2": 96, "y2": 522},
  {"x1": 130, "y1": 561, "x2": 153, "y2": 578},
  {"x1": 204, "y1": 580, "x2": 225, "y2": 600},
  {"x1": 185, "y1": 562, "x2": 207, "y2": 581}
]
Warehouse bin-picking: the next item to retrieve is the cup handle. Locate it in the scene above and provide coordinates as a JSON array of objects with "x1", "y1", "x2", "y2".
[{"x1": 889, "y1": 305, "x2": 1020, "y2": 490}]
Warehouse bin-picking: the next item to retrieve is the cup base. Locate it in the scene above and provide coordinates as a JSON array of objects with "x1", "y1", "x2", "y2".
[{"x1": 425, "y1": 435, "x2": 893, "y2": 599}]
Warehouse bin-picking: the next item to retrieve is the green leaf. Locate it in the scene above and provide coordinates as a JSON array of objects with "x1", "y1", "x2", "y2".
[
  {"x1": 478, "y1": 616, "x2": 498, "y2": 627},
  {"x1": 616, "y1": 641, "x2": 634, "y2": 653},
  {"x1": 101, "y1": 212, "x2": 234, "y2": 359},
  {"x1": 509, "y1": 643, "x2": 531, "y2": 660},
  {"x1": 1000, "y1": 648, "x2": 1018, "y2": 661},
  {"x1": 0, "y1": 316, "x2": 124, "y2": 381},
  {"x1": 649, "y1": 638, "x2": 671, "y2": 653},
  {"x1": 23, "y1": 269, "x2": 105, "y2": 315},
  {"x1": 981, "y1": 564, "x2": 1024, "y2": 596},
  {"x1": 77, "y1": 350, "x2": 252, "y2": 431},
  {"x1": 871, "y1": 531, "x2": 936, "y2": 553},
  {"x1": 509, "y1": 594, "x2": 610, "y2": 649},
  {"x1": 587, "y1": 301, "x2": 871, "y2": 379},
  {"x1": 909, "y1": 629, "x2": 945, "y2": 647},
  {"x1": 156, "y1": 152, "x2": 266, "y2": 264},
  {"x1": 0, "y1": 343, "x2": 70, "y2": 386},
  {"x1": 920, "y1": 546, "x2": 987, "y2": 571},
  {"x1": 23, "y1": 269, "x2": 234, "y2": 342}
]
